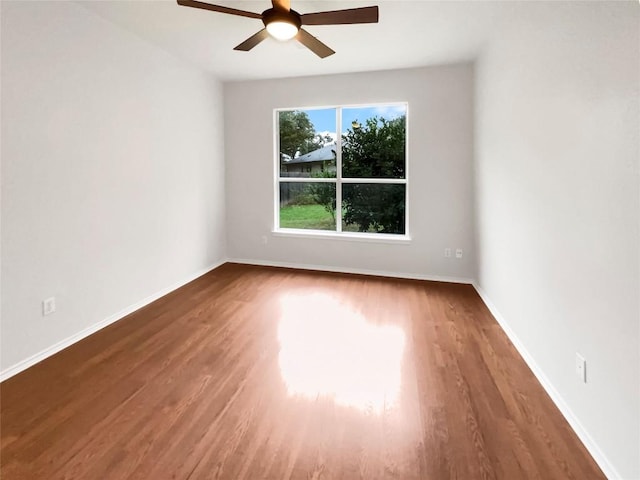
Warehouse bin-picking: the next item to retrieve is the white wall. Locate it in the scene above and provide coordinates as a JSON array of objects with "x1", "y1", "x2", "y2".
[
  {"x1": 1, "y1": 1, "x2": 226, "y2": 375},
  {"x1": 475, "y1": 2, "x2": 639, "y2": 478},
  {"x1": 225, "y1": 65, "x2": 475, "y2": 281}
]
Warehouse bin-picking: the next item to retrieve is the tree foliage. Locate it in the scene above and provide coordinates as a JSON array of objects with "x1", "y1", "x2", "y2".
[
  {"x1": 342, "y1": 116, "x2": 406, "y2": 178},
  {"x1": 279, "y1": 110, "x2": 331, "y2": 160},
  {"x1": 307, "y1": 171, "x2": 337, "y2": 221},
  {"x1": 341, "y1": 116, "x2": 406, "y2": 234}
]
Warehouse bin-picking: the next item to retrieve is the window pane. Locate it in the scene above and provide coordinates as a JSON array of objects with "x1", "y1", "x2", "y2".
[
  {"x1": 280, "y1": 182, "x2": 337, "y2": 231},
  {"x1": 279, "y1": 109, "x2": 337, "y2": 179},
  {"x1": 341, "y1": 105, "x2": 406, "y2": 179},
  {"x1": 342, "y1": 184, "x2": 406, "y2": 234}
]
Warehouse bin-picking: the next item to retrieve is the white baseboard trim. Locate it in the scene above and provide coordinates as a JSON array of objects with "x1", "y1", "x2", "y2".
[
  {"x1": 472, "y1": 283, "x2": 621, "y2": 480},
  {"x1": 0, "y1": 260, "x2": 227, "y2": 383},
  {"x1": 228, "y1": 257, "x2": 474, "y2": 285}
]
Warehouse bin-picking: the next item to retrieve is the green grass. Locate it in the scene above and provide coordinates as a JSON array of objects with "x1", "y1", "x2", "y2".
[
  {"x1": 279, "y1": 204, "x2": 374, "y2": 232},
  {"x1": 280, "y1": 204, "x2": 335, "y2": 230}
]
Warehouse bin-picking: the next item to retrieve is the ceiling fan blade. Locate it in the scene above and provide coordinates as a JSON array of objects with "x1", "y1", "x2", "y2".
[
  {"x1": 296, "y1": 29, "x2": 335, "y2": 58},
  {"x1": 272, "y1": 0, "x2": 291, "y2": 11},
  {"x1": 234, "y1": 28, "x2": 270, "y2": 51},
  {"x1": 177, "y1": 0, "x2": 262, "y2": 19},
  {"x1": 301, "y1": 6, "x2": 379, "y2": 25}
]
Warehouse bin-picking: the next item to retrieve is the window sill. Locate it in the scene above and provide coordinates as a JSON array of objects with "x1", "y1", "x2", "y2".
[{"x1": 272, "y1": 229, "x2": 411, "y2": 244}]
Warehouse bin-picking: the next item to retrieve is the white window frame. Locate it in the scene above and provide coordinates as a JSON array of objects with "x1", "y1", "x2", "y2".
[{"x1": 273, "y1": 103, "x2": 410, "y2": 243}]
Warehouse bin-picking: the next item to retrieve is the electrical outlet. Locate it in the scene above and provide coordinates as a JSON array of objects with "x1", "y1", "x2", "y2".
[
  {"x1": 444, "y1": 248, "x2": 451, "y2": 258},
  {"x1": 42, "y1": 297, "x2": 56, "y2": 316},
  {"x1": 575, "y1": 353, "x2": 586, "y2": 383},
  {"x1": 455, "y1": 248, "x2": 463, "y2": 259}
]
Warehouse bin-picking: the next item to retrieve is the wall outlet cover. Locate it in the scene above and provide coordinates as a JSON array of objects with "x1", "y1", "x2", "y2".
[{"x1": 42, "y1": 297, "x2": 56, "y2": 316}]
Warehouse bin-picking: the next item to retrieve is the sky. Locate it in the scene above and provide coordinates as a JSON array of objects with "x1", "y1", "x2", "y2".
[{"x1": 305, "y1": 105, "x2": 406, "y2": 136}]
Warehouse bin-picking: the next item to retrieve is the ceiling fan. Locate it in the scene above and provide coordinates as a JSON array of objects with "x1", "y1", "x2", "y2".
[{"x1": 176, "y1": 0, "x2": 379, "y2": 58}]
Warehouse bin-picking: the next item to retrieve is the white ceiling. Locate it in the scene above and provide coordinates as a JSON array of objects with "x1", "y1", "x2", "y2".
[{"x1": 79, "y1": 0, "x2": 507, "y2": 81}]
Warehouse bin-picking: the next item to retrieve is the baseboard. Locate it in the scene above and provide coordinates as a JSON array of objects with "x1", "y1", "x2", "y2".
[
  {"x1": 472, "y1": 283, "x2": 621, "y2": 480},
  {"x1": 228, "y1": 257, "x2": 474, "y2": 285},
  {"x1": 0, "y1": 259, "x2": 227, "y2": 382}
]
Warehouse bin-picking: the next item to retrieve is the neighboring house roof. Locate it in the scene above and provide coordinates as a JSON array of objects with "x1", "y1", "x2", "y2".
[{"x1": 284, "y1": 144, "x2": 336, "y2": 165}]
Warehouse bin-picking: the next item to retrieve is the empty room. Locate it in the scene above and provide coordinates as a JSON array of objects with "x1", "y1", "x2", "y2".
[{"x1": 1, "y1": 1, "x2": 638, "y2": 479}]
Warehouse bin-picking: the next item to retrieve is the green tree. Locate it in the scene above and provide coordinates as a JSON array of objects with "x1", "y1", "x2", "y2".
[
  {"x1": 342, "y1": 116, "x2": 405, "y2": 178},
  {"x1": 279, "y1": 110, "x2": 326, "y2": 159},
  {"x1": 341, "y1": 116, "x2": 406, "y2": 234},
  {"x1": 342, "y1": 183, "x2": 405, "y2": 233},
  {"x1": 307, "y1": 170, "x2": 337, "y2": 222}
]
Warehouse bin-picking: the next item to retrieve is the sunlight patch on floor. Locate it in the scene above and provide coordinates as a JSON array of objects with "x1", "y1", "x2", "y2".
[{"x1": 277, "y1": 292, "x2": 405, "y2": 414}]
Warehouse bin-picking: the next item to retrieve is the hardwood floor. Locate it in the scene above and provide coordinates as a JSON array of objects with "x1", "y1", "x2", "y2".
[{"x1": 1, "y1": 263, "x2": 605, "y2": 479}]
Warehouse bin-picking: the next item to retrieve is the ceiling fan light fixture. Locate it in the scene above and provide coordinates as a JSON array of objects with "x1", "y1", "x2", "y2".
[
  {"x1": 176, "y1": 1, "x2": 379, "y2": 58},
  {"x1": 266, "y1": 20, "x2": 299, "y2": 41}
]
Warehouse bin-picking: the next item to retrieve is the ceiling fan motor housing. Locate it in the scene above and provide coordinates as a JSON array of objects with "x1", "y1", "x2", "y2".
[{"x1": 262, "y1": 8, "x2": 302, "y2": 31}]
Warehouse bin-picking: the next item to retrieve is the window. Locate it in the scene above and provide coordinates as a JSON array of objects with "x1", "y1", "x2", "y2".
[{"x1": 275, "y1": 104, "x2": 408, "y2": 237}]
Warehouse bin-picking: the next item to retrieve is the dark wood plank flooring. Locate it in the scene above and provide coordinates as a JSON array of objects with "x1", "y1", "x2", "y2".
[{"x1": 1, "y1": 263, "x2": 605, "y2": 479}]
